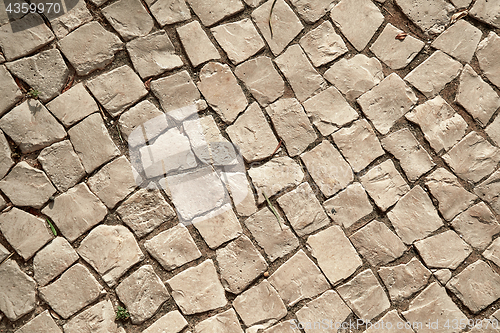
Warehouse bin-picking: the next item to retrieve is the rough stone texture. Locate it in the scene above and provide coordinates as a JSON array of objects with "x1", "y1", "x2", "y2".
[
  {"x1": 59, "y1": 22, "x2": 124, "y2": 76},
  {"x1": 434, "y1": 269, "x2": 452, "y2": 285},
  {"x1": 457, "y1": 64, "x2": 500, "y2": 127},
  {"x1": 39, "y1": 264, "x2": 104, "y2": 319},
  {"x1": 301, "y1": 140, "x2": 353, "y2": 197},
  {"x1": 323, "y1": 54, "x2": 383, "y2": 100},
  {"x1": 406, "y1": 96, "x2": 467, "y2": 153},
  {"x1": 487, "y1": 116, "x2": 500, "y2": 146},
  {"x1": 378, "y1": 257, "x2": 431, "y2": 302},
  {"x1": 0, "y1": 243, "x2": 9, "y2": 262},
  {"x1": 102, "y1": 0, "x2": 153, "y2": 41},
  {"x1": 234, "y1": 56, "x2": 285, "y2": 106},
  {"x1": 0, "y1": 259, "x2": 36, "y2": 321},
  {"x1": 220, "y1": 171, "x2": 258, "y2": 217},
  {"x1": 476, "y1": 169, "x2": 500, "y2": 214},
  {"x1": 0, "y1": 65, "x2": 23, "y2": 117},
  {"x1": 144, "y1": 0, "x2": 191, "y2": 26},
  {"x1": 78, "y1": 225, "x2": 145, "y2": 286},
  {"x1": 143, "y1": 310, "x2": 188, "y2": 333},
  {"x1": 404, "y1": 51, "x2": 462, "y2": 97},
  {"x1": 358, "y1": 73, "x2": 418, "y2": 135},
  {"x1": 289, "y1": 0, "x2": 336, "y2": 23},
  {"x1": 186, "y1": 0, "x2": 243, "y2": 26},
  {"x1": 387, "y1": 186, "x2": 444, "y2": 244},
  {"x1": 360, "y1": 160, "x2": 410, "y2": 212},
  {"x1": 330, "y1": 0, "x2": 384, "y2": 51},
  {"x1": 126, "y1": 31, "x2": 183, "y2": 79},
  {"x1": 336, "y1": 269, "x2": 390, "y2": 321},
  {"x1": 167, "y1": 259, "x2": 227, "y2": 315},
  {"x1": 381, "y1": 128, "x2": 435, "y2": 181},
  {"x1": 476, "y1": 32, "x2": 500, "y2": 89},
  {"x1": 176, "y1": 20, "x2": 220, "y2": 67},
  {"x1": 350, "y1": 220, "x2": 407, "y2": 266},
  {"x1": 484, "y1": 238, "x2": 500, "y2": 268},
  {"x1": 394, "y1": 0, "x2": 455, "y2": 34},
  {"x1": 331, "y1": 119, "x2": 384, "y2": 172},
  {"x1": 251, "y1": 0, "x2": 304, "y2": 56},
  {"x1": 191, "y1": 204, "x2": 242, "y2": 249},
  {"x1": 415, "y1": 230, "x2": 472, "y2": 269},
  {"x1": 299, "y1": 21, "x2": 347, "y2": 67},
  {"x1": 116, "y1": 265, "x2": 169, "y2": 324},
  {"x1": 365, "y1": 310, "x2": 416, "y2": 333},
  {"x1": 307, "y1": 225, "x2": 362, "y2": 284},
  {"x1": 194, "y1": 309, "x2": 243, "y2": 333},
  {"x1": 447, "y1": 260, "x2": 500, "y2": 313},
  {"x1": 432, "y1": 20, "x2": 482, "y2": 63},
  {"x1": 443, "y1": 131, "x2": 500, "y2": 183},
  {"x1": 0, "y1": 100, "x2": 66, "y2": 154},
  {"x1": 33, "y1": 237, "x2": 79, "y2": 286},
  {"x1": 15, "y1": 310, "x2": 62, "y2": 333},
  {"x1": 48, "y1": 0, "x2": 92, "y2": 39},
  {"x1": 63, "y1": 300, "x2": 120, "y2": 333},
  {"x1": 264, "y1": 322, "x2": 300, "y2": 333},
  {"x1": 370, "y1": 23, "x2": 425, "y2": 69},
  {"x1": 323, "y1": 183, "x2": 373, "y2": 228},
  {"x1": 42, "y1": 183, "x2": 108, "y2": 242},
  {"x1": 244, "y1": 207, "x2": 299, "y2": 262},
  {"x1": 470, "y1": 0, "x2": 500, "y2": 29}
]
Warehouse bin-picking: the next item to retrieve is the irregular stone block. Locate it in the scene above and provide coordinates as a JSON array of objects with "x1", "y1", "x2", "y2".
[
  {"x1": 15, "y1": 310, "x2": 62, "y2": 333},
  {"x1": 470, "y1": 0, "x2": 500, "y2": 29},
  {"x1": 476, "y1": 32, "x2": 500, "y2": 89},
  {"x1": 176, "y1": 20, "x2": 220, "y2": 67},
  {"x1": 299, "y1": 21, "x2": 347, "y2": 67},
  {"x1": 434, "y1": 269, "x2": 452, "y2": 285},
  {"x1": 102, "y1": 0, "x2": 154, "y2": 41},
  {"x1": 487, "y1": 115, "x2": 500, "y2": 146},
  {"x1": 186, "y1": 0, "x2": 243, "y2": 26},
  {"x1": 289, "y1": 0, "x2": 336, "y2": 23},
  {"x1": 192, "y1": 204, "x2": 243, "y2": 249},
  {"x1": 33, "y1": 237, "x2": 79, "y2": 286},
  {"x1": 431, "y1": 20, "x2": 482, "y2": 63},
  {"x1": 295, "y1": 291, "x2": 351, "y2": 331},
  {"x1": 475, "y1": 169, "x2": 500, "y2": 214},
  {"x1": 194, "y1": 309, "x2": 243, "y2": 333},
  {"x1": 48, "y1": 0, "x2": 92, "y2": 38},
  {"x1": 143, "y1": 310, "x2": 188, "y2": 333},
  {"x1": 220, "y1": 171, "x2": 258, "y2": 217},
  {"x1": 0, "y1": 260, "x2": 36, "y2": 321},
  {"x1": 364, "y1": 310, "x2": 415, "y2": 333},
  {"x1": 322, "y1": 183, "x2": 373, "y2": 228},
  {"x1": 414, "y1": 230, "x2": 472, "y2": 269},
  {"x1": 0, "y1": 65, "x2": 23, "y2": 117},
  {"x1": 394, "y1": 0, "x2": 455, "y2": 34},
  {"x1": 63, "y1": 300, "x2": 120, "y2": 333}
]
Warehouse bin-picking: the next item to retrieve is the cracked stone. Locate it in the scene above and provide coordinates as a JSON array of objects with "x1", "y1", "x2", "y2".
[
  {"x1": 63, "y1": 300, "x2": 120, "y2": 333},
  {"x1": 0, "y1": 259, "x2": 36, "y2": 321},
  {"x1": 434, "y1": 269, "x2": 452, "y2": 285},
  {"x1": 415, "y1": 230, "x2": 472, "y2": 269},
  {"x1": 192, "y1": 204, "x2": 243, "y2": 249},
  {"x1": 194, "y1": 309, "x2": 243, "y2": 333},
  {"x1": 176, "y1": 21, "x2": 220, "y2": 67},
  {"x1": 0, "y1": 65, "x2": 23, "y2": 117},
  {"x1": 470, "y1": 0, "x2": 500, "y2": 29},
  {"x1": 33, "y1": 237, "x2": 79, "y2": 287},
  {"x1": 476, "y1": 32, "x2": 500, "y2": 89},
  {"x1": 186, "y1": 0, "x2": 243, "y2": 26},
  {"x1": 475, "y1": 169, "x2": 500, "y2": 214},
  {"x1": 102, "y1": 0, "x2": 154, "y2": 41},
  {"x1": 299, "y1": 21, "x2": 347, "y2": 67},
  {"x1": 323, "y1": 183, "x2": 373, "y2": 228},
  {"x1": 431, "y1": 20, "x2": 482, "y2": 63},
  {"x1": 15, "y1": 310, "x2": 62, "y2": 333},
  {"x1": 143, "y1": 310, "x2": 188, "y2": 333},
  {"x1": 365, "y1": 310, "x2": 416, "y2": 333},
  {"x1": 48, "y1": 0, "x2": 92, "y2": 38},
  {"x1": 394, "y1": 0, "x2": 455, "y2": 34}
]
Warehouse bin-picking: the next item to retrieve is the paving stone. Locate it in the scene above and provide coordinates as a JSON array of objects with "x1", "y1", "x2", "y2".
[
  {"x1": 307, "y1": 225, "x2": 362, "y2": 284},
  {"x1": 0, "y1": 133, "x2": 12, "y2": 179},
  {"x1": 186, "y1": 0, "x2": 243, "y2": 26},
  {"x1": 63, "y1": 299, "x2": 120, "y2": 333},
  {"x1": 274, "y1": 44, "x2": 327, "y2": 102},
  {"x1": 323, "y1": 54, "x2": 383, "y2": 100},
  {"x1": 59, "y1": 22, "x2": 124, "y2": 76},
  {"x1": 42, "y1": 183, "x2": 108, "y2": 242},
  {"x1": 369, "y1": 23, "x2": 425, "y2": 70},
  {"x1": 476, "y1": 169, "x2": 500, "y2": 214},
  {"x1": 415, "y1": 230, "x2": 472, "y2": 269},
  {"x1": 126, "y1": 31, "x2": 183, "y2": 79},
  {"x1": 425, "y1": 168, "x2": 477, "y2": 221},
  {"x1": 336, "y1": 269, "x2": 390, "y2": 321},
  {"x1": 216, "y1": 235, "x2": 267, "y2": 294},
  {"x1": 476, "y1": 32, "x2": 500, "y2": 89},
  {"x1": 387, "y1": 186, "x2": 443, "y2": 244},
  {"x1": 301, "y1": 140, "x2": 353, "y2": 197},
  {"x1": 470, "y1": 0, "x2": 500, "y2": 29},
  {"x1": 0, "y1": 243, "x2": 9, "y2": 262},
  {"x1": 244, "y1": 207, "x2": 299, "y2": 261},
  {"x1": 0, "y1": 100, "x2": 66, "y2": 154},
  {"x1": 102, "y1": 0, "x2": 154, "y2": 41},
  {"x1": 167, "y1": 259, "x2": 227, "y2": 315},
  {"x1": 487, "y1": 116, "x2": 500, "y2": 146},
  {"x1": 447, "y1": 260, "x2": 500, "y2": 313},
  {"x1": 303, "y1": 86, "x2": 358, "y2": 136},
  {"x1": 143, "y1": 310, "x2": 188, "y2": 333},
  {"x1": 234, "y1": 56, "x2": 285, "y2": 107},
  {"x1": 483, "y1": 238, "x2": 500, "y2": 268},
  {"x1": 220, "y1": 171, "x2": 258, "y2": 217},
  {"x1": 0, "y1": 65, "x2": 23, "y2": 117},
  {"x1": 277, "y1": 182, "x2": 330, "y2": 237},
  {"x1": 48, "y1": 0, "x2": 92, "y2": 39},
  {"x1": 456, "y1": 64, "x2": 500, "y2": 127},
  {"x1": 142, "y1": 0, "x2": 189, "y2": 26},
  {"x1": 0, "y1": 259, "x2": 36, "y2": 321},
  {"x1": 33, "y1": 237, "x2": 79, "y2": 286},
  {"x1": 451, "y1": 202, "x2": 500, "y2": 250},
  {"x1": 176, "y1": 21, "x2": 220, "y2": 67},
  {"x1": 144, "y1": 224, "x2": 201, "y2": 270},
  {"x1": 434, "y1": 269, "x2": 452, "y2": 285},
  {"x1": 431, "y1": 20, "x2": 482, "y2": 64},
  {"x1": 299, "y1": 21, "x2": 347, "y2": 67},
  {"x1": 233, "y1": 280, "x2": 287, "y2": 328},
  {"x1": 394, "y1": 0, "x2": 455, "y2": 35},
  {"x1": 443, "y1": 131, "x2": 500, "y2": 183},
  {"x1": 381, "y1": 128, "x2": 435, "y2": 181},
  {"x1": 289, "y1": 0, "x2": 337, "y2": 23},
  {"x1": 404, "y1": 51, "x2": 462, "y2": 97},
  {"x1": 15, "y1": 310, "x2": 62, "y2": 333},
  {"x1": 330, "y1": 0, "x2": 384, "y2": 51},
  {"x1": 251, "y1": 0, "x2": 304, "y2": 56},
  {"x1": 365, "y1": 310, "x2": 416, "y2": 333},
  {"x1": 116, "y1": 265, "x2": 169, "y2": 324},
  {"x1": 350, "y1": 220, "x2": 407, "y2": 266},
  {"x1": 39, "y1": 263, "x2": 105, "y2": 319},
  {"x1": 406, "y1": 96, "x2": 467, "y2": 153},
  {"x1": 322, "y1": 183, "x2": 373, "y2": 228},
  {"x1": 264, "y1": 322, "x2": 300, "y2": 333},
  {"x1": 360, "y1": 160, "x2": 410, "y2": 212},
  {"x1": 358, "y1": 73, "x2": 418, "y2": 135},
  {"x1": 378, "y1": 257, "x2": 431, "y2": 302},
  {"x1": 194, "y1": 309, "x2": 242, "y2": 333},
  {"x1": 331, "y1": 119, "x2": 384, "y2": 172},
  {"x1": 87, "y1": 156, "x2": 139, "y2": 209},
  {"x1": 78, "y1": 225, "x2": 145, "y2": 286}
]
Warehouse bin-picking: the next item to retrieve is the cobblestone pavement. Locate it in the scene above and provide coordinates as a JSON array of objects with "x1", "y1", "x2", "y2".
[{"x1": 1, "y1": 0, "x2": 500, "y2": 332}]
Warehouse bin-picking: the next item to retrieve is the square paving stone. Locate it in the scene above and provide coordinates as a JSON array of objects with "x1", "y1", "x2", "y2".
[
  {"x1": 289, "y1": 0, "x2": 336, "y2": 23},
  {"x1": 194, "y1": 309, "x2": 243, "y2": 333},
  {"x1": 102, "y1": 0, "x2": 154, "y2": 41},
  {"x1": 0, "y1": 259, "x2": 36, "y2": 321},
  {"x1": 63, "y1": 299, "x2": 120, "y2": 333},
  {"x1": 78, "y1": 225, "x2": 145, "y2": 286},
  {"x1": 47, "y1": 0, "x2": 92, "y2": 39},
  {"x1": 33, "y1": 237, "x2": 79, "y2": 286},
  {"x1": 365, "y1": 310, "x2": 416, "y2": 333},
  {"x1": 476, "y1": 169, "x2": 500, "y2": 214},
  {"x1": 144, "y1": 0, "x2": 190, "y2": 26},
  {"x1": 167, "y1": 259, "x2": 227, "y2": 315},
  {"x1": 415, "y1": 230, "x2": 472, "y2": 269},
  {"x1": 0, "y1": 65, "x2": 23, "y2": 117},
  {"x1": 220, "y1": 171, "x2": 258, "y2": 217},
  {"x1": 431, "y1": 20, "x2": 482, "y2": 63},
  {"x1": 186, "y1": 0, "x2": 243, "y2": 26},
  {"x1": 143, "y1": 310, "x2": 188, "y2": 333},
  {"x1": 394, "y1": 0, "x2": 455, "y2": 35},
  {"x1": 470, "y1": 0, "x2": 500, "y2": 29},
  {"x1": 299, "y1": 21, "x2": 347, "y2": 67},
  {"x1": 15, "y1": 310, "x2": 62, "y2": 333},
  {"x1": 176, "y1": 20, "x2": 220, "y2": 67},
  {"x1": 476, "y1": 32, "x2": 500, "y2": 89}
]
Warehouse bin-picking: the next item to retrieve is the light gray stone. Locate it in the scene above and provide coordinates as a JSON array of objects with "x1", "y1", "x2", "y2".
[
  {"x1": 0, "y1": 65, "x2": 23, "y2": 117},
  {"x1": 450, "y1": 0, "x2": 472, "y2": 7},
  {"x1": 484, "y1": 238, "x2": 500, "y2": 268},
  {"x1": 143, "y1": 310, "x2": 188, "y2": 333},
  {"x1": 434, "y1": 269, "x2": 452, "y2": 285},
  {"x1": 0, "y1": 131, "x2": 12, "y2": 180},
  {"x1": 102, "y1": 0, "x2": 154, "y2": 41},
  {"x1": 192, "y1": 204, "x2": 243, "y2": 249},
  {"x1": 15, "y1": 310, "x2": 62, "y2": 333},
  {"x1": 63, "y1": 300, "x2": 120, "y2": 333},
  {"x1": 264, "y1": 322, "x2": 300, "y2": 333},
  {"x1": 470, "y1": 0, "x2": 500, "y2": 29},
  {"x1": 476, "y1": 32, "x2": 500, "y2": 89},
  {"x1": 33, "y1": 237, "x2": 79, "y2": 286},
  {"x1": 476, "y1": 169, "x2": 500, "y2": 214},
  {"x1": 176, "y1": 21, "x2": 220, "y2": 67},
  {"x1": 220, "y1": 171, "x2": 258, "y2": 217},
  {"x1": 323, "y1": 183, "x2": 373, "y2": 228},
  {"x1": 289, "y1": 0, "x2": 336, "y2": 23},
  {"x1": 0, "y1": 260, "x2": 36, "y2": 321},
  {"x1": 365, "y1": 310, "x2": 416, "y2": 333},
  {"x1": 415, "y1": 230, "x2": 472, "y2": 269},
  {"x1": 487, "y1": 115, "x2": 500, "y2": 146},
  {"x1": 195, "y1": 309, "x2": 243, "y2": 333},
  {"x1": 299, "y1": 21, "x2": 347, "y2": 67},
  {"x1": 186, "y1": 0, "x2": 243, "y2": 26},
  {"x1": 394, "y1": 0, "x2": 455, "y2": 34},
  {"x1": 48, "y1": 0, "x2": 92, "y2": 38},
  {"x1": 432, "y1": 20, "x2": 482, "y2": 63}
]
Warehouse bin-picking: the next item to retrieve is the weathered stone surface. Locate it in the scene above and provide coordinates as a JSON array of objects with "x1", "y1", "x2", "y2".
[
  {"x1": 0, "y1": 100, "x2": 66, "y2": 154},
  {"x1": 264, "y1": 322, "x2": 300, "y2": 333},
  {"x1": 299, "y1": 21, "x2": 347, "y2": 67},
  {"x1": 484, "y1": 238, "x2": 500, "y2": 268},
  {"x1": 15, "y1": 310, "x2": 62, "y2": 333},
  {"x1": 59, "y1": 22, "x2": 124, "y2": 76},
  {"x1": 307, "y1": 225, "x2": 362, "y2": 284},
  {"x1": 78, "y1": 225, "x2": 145, "y2": 286},
  {"x1": 195, "y1": 309, "x2": 242, "y2": 333},
  {"x1": 33, "y1": 237, "x2": 79, "y2": 286},
  {"x1": 447, "y1": 260, "x2": 500, "y2": 313},
  {"x1": 102, "y1": 0, "x2": 154, "y2": 41},
  {"x1": 470, "y1": 0, "x2": 500, "y2": 29},
  {"x1": 378, "y1": 257, "x2": 431, "y2": 302},
  {"x1": 176, "y1": 21, "x2": 220, "y2": 67},
  {"x1": 63, "y1": 299, "x2": 120, "y2": 333},
  {"x1": 323, "y1": 183, "x2": 373, "y2": 228},
  {"x1": 487, "y1": 116, "x2": 500, "y2": 146},
  {"x1": 365, "y1": 310, "x2": 415, "y2": 333},
  {"x1": 330, "y1": 0, "x2": 384, "y2": 51},
  {"x1": 323, "y1": 54, "x2": 383, "y2": 100},
  {"x1": 360, "y1": 160, "x2": 410, "y2": 212},
  {"x1": 127, "y1": 31, "x2": 183, "y2": 79},
  {"x1": 48, "y1": 0, "x2": 92, "y2": 38},
  {"x1": 39, "y1": 264, "x2": 104, "y2": 319},
  {"x1": 220, "y1": 171, "x2": 258, "y2": 217},
  {"x1": 415, "y1": 230, "x2": 472, "y2": 269},
  {"x1": 192, "y1": 204, "x2": 242, "y2": 249},
  {"x1": 0, "y1": 243, "x2": 9, "y2": 263},
  {"x1": 381, "y1": 128, "x2": 435, "y2": 181},
  {"x1": 476, "y1": 169, "x2": 500, "y2": 214},
  {"x1": 234, "y1": 56, "x2": 285, "y2": 106},
  {"x1": 251, "y1": 0, "x2": 304, "y2": 56},
  {"x1": 167, "y1": 259, "x2": 227, "y2": 315},
  {"x1": 0, "y1": 65, "x2": 23, "y2": 117},
  {"x1": 432, "y1": 20, "x2": 482, "y2": 63},
  {"x1": 434, "y1": 269, "x2": 452, "y2": 285},
  {"x1": 143, "y1": 0, "x2": 190, "y2": 26},
  {"x1": 336, "y1": 269, "x2": 390, "y2": 321},
  {"x1": 476, "y1": 32, "x2": 500, "y2": 89},
  {"x1": 301, "y1": 140, "x2": 353, "y2": 197},
  {"x1": 186, "y1": 0, "x2": 243, "y2": 26},
  {"x1": 387, "y1": 186, "x2": 443, "y2": 244},
  {"x1": 406, "y1": 96, "x2": 467, "y2": 153},
  {"x1": 370, "y1": 23, "x2": 425, "y2": 70},
  {"x1": 288, "y1": 0, "x2": 335, "y2": 23},
  {"x1": 42, "y1": 183, "x2": 108, "y2": 242},
  {"x1": 394, "y1": 0, "x2": 455, "y2": 34},
  {"x1": 244, "y1": 207, "x2": 299, "y2": 261},
  {"x1": 0, "y1": 259, "x2": 36, "y2": 321},
  {"x1": 143, "y1": 310, "x2": 188, "y2": 333}
]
